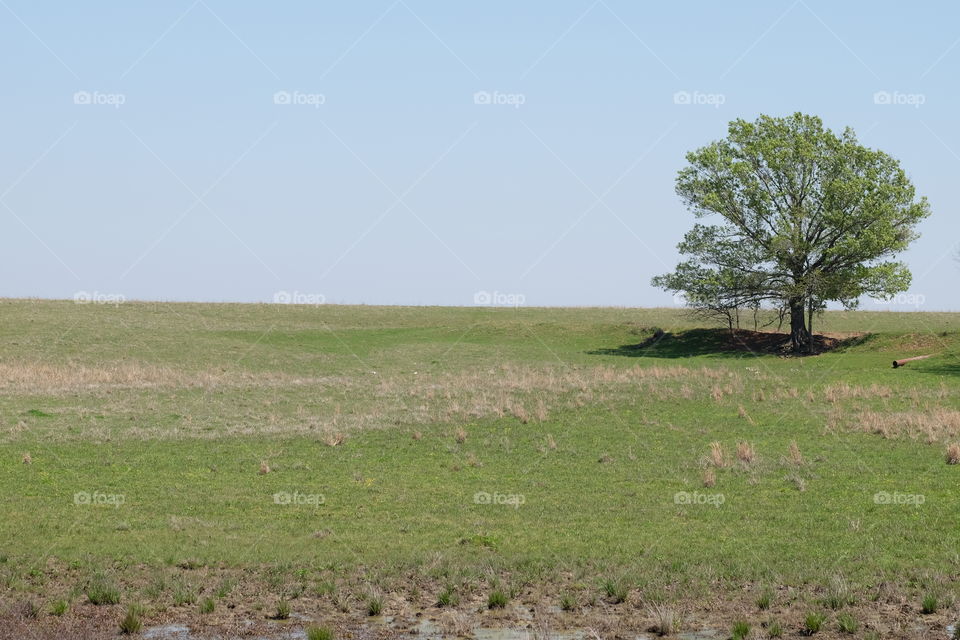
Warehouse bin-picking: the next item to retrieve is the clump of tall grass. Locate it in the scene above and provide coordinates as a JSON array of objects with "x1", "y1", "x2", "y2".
[
  {"x1": 119, "y1": 604, "x2": 144, "y2": 634},
  {"x1": 87, "y1": 575, "x2": 121, "y2": 605}
]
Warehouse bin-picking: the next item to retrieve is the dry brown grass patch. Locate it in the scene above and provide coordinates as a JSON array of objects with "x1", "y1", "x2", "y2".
[
  {"x1": 258, "y1": 460, "x2": 270, "y2": 475},
  {"x1": 323, "y1": 431, "x2": 345, "y2": 447},
  {"x1": 787, "y1": 441, "x2": 804, "y2": 466},
  {"x1": 702, "y1": 468, "x2": 716, "y2": 488},
  {"x1": 454, "y1": 427, "x2": 467, "y2": 444},
  {"x1": 850, "y1": 408, "x2": 960, "y2": 442},
  {"x1": 736, "y1": 441, "x2": 755, "y2": 464},
  {"x1": 946, "y1": 443, "x2": 960, "y2": 465},
  {"x1": 709, "y1": 441, "x2": 725, "y2": 467}
]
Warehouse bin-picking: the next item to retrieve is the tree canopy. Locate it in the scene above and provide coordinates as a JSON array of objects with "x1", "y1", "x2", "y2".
[{"x1": 653, "y1": 113, "x2": 930, "y2": 352}]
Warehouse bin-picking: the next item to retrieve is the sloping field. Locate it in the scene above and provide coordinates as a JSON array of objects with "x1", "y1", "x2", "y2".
[{"x1": 2, "y1": 300, "x2": 960, "y2": 639}]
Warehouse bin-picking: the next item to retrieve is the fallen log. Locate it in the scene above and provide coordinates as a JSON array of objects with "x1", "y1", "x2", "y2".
[{"x1": 892, "y1": 354, "x2": 934, "y2": 368}]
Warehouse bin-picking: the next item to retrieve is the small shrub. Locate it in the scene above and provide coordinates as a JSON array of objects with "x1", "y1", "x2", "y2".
[
  {"x1": 602, "y1": 578, "x2": 628, "y2": 604},
  {"x1": 50, "y1": 600, "x2": 69, "y2": 616},
  {"x1": 199, "y1": 597, "x2": 215, "y2": 614},
  {"x1": 921, "y1": 593, "x2": 938, "y2": 614},
  {"x1": 436, "y1": 586, "x2": 458, "y2": 608},
  {"x1": 837, "y1": 612, "x2": 858, "y2": 634},
  {"x1": 767, "y1": 620, "x2": 783, "y2": 638},
  {"x1": 803, "y1": 612, "x2": 825, "y2": 635},
  {"x1": 119, "y1": 604, "x2": 144, "y2": 634},
  {"x1": 366, "y1": 593, "x2": 383, "y2": 616},
  {"x1": 306, "y1": 627, "x2": 335, "y2": 640},
  {"x1": 487, "y1": 589, "x2": 508, "y2": 609},
  {"x1": 731, "y1": 620, "x2": 750, "y2": 640},
  {"x1": 87, "y1": 576, "x2": 121, "y2": 605},
  {"x1": 756, "y1": 589, "x2": 773, "y2": 610},
  {"x1": 559, "y1": 592, "x2": 576, "y2": 611}
]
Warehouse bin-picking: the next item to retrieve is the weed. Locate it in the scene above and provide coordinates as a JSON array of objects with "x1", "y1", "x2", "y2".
[
  {"x1": 803, "y1": 612, "x2": 825, "y2": 635},
  {"x1": 731, "y1": 620, "x2": 750, "y2": 640},
  {"x1": 366, "y1": 592, "x2": 383, "y2": 616},
  {"x1": 602, "y1": 578, "x2": 628, "y2": 604},
  {"x1": 119, "y1": 604, "x2": 144, "y2": 634},
  {"x1": 87, "y1": 575, "x2": 121, "y2": 605},
  {"x1": 837, "y1": 612, "x2": 858, "y2": 633},
  {"x1": 437, "y1": 585, "x2": 459, "y2": 607},
  {"x1": 488, "y1": 589, "x2": 508, "y2": 609},
  {"x1": 199, "y1": 597, "x2": 215, "y2": 614},
  {"x1": 50, "y1": 600, "x2": 69, "y2": 616},
  {"x1": 274, "y1": 599, "x2": 291, "y2": 620},
  {"x1": 306, "y1": 626, "x2": 335, "y2": 640}
]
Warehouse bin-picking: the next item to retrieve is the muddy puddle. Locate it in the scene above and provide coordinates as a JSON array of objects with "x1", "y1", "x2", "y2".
[{"x1": 142, "y1": 619, "x2": 725, "y2": 640}]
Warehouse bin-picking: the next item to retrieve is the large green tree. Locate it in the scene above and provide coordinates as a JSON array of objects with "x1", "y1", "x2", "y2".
[{"x1": 653, "y1": 113, "x2": 930, "y2": 352}]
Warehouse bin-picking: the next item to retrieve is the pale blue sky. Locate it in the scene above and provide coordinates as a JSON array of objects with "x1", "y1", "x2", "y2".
[{"x1": 2, "y1": 1, "x2": 958, "y2": 309}]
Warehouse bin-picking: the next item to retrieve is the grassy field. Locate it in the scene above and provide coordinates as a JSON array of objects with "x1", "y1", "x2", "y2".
[{"x1": 2, "y1": 300, "x2": 960, "y2": 639}]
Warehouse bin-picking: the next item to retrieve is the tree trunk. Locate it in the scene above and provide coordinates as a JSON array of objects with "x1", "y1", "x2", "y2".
[{"x1": 789, "y1": 297, "x2": 810, "y2": 353}]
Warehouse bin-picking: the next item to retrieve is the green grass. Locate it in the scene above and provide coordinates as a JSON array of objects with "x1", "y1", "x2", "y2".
[
  {"x1": 86, "y1": 575, "x2": 121, "y2": 605},
  {"x1": 837, "y1": 612, "x2": 858, "y2": 633},
  {"x1": 119, "y1": 603, "x2": 144, "y2": 634},
  {"x1": 487, "y1": 589, "x2": 509, "y2": 609},
  {"x1": 2, "y1": 301, "x2": 960, "y2": 625},
  {"x1": 49, "y1": 600, "x2": 68, "y2": 616},
  {"x1": 436, "y1": 585, "x2": 459, "y2": 607},
  {"x1": 731, "y1": 620, "x2": 750, "y2": 639},
  {"x1": 274, "y1": 599, "x2": 291, "y2": 620},
  {"x1": 199, "y1": 597, "x2": 215, "y2": 614},
  {"x1": 803, "y1": 611, "x2": 826, "y2": 635},
  {"x1": 767, "y1": 620, "x2": 783, "y2": 637},
  {"x1": 306, "y1": 627, "x2": 335, "y2": 640}
]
